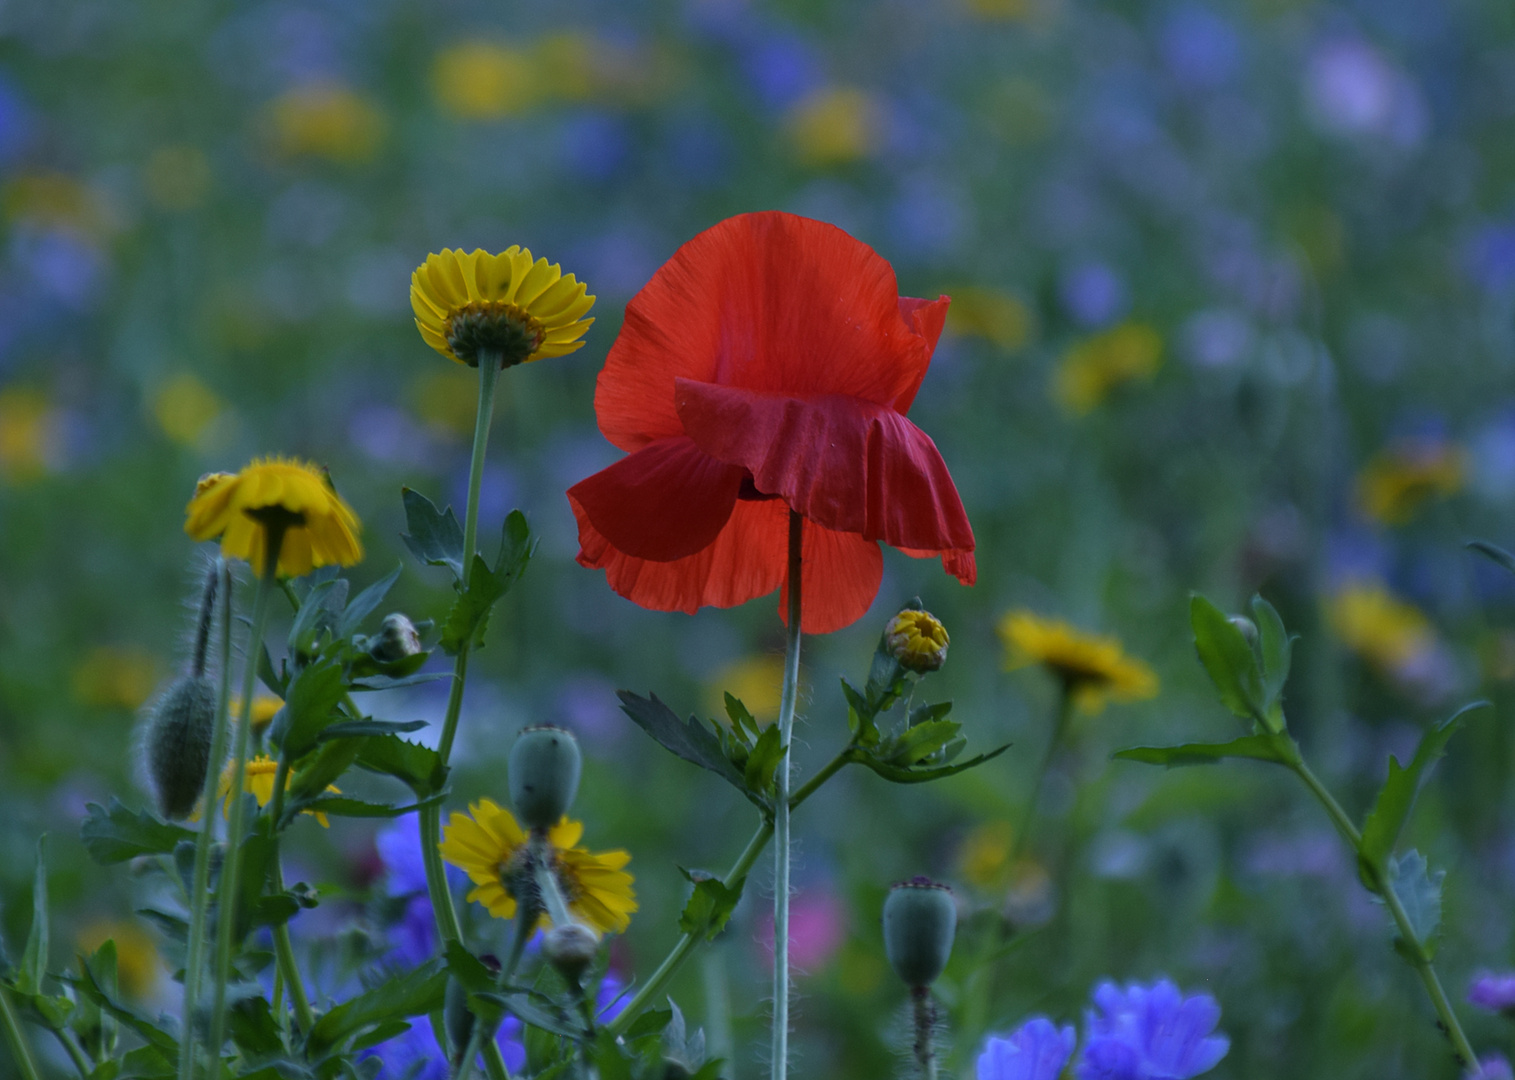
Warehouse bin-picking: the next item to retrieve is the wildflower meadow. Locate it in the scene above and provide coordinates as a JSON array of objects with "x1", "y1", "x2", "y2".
[{"x1": 4, "y1": 2, "x2": 1515, "y2": 1080}]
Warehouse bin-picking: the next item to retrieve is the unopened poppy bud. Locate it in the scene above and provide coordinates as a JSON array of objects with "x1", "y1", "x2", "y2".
[
  {"x1": 509, "y1": 726, "x2": 581, "y2": 830},
  {"x1": 444, "y1": 976, "x2": 475, "y2": 1062},
  {"x1": 542, "y1": 922, "x2": 599, "y2": 984},
  {"x1": 370, "y1": 613, "x2": 422, "y2": 663},
  {"x1": 146, "y1": 675, "x2": 218, "y2": 820},
  {"x1": 1228, "y1": 616, "x2": 1259, "y2": 650},
  {"x1": 885, "y1": 609, "x2": 950, "y2": 674},
  {"x1": 882, "y1": 877, "x2": 957, "y2": 988}
]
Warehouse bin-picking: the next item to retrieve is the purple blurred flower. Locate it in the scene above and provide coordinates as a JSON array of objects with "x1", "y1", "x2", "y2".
[
  {"x1": 978, "y1": 1017, "x2": 1077, "y2": 1080},
  {"x1": 1158, "y1": 3, "x2": 1242, "y2": 90},
  {"x1": 1304, "y1": 39, "x2": 1427, "y2": 147},
  {"x1": 1469, "y1": 971, "x2": 1515, "y2": 1014},
  {"x1": 741, "y1": 32, "x2": 822, "y2": 111},
  {"x1": 360, "y1": 1010, "x2": 526, "y2": 1080},
  {"x1": 558, "y1": 111, "x2": 632, "y2": 182},
  {"x1": 1060, "y1": 261, "x2": 1127, "y2": 328},
  {"x1": 376, "y1": 821, "x2": 463, "y2": 969},
  {"x1": 1477, "y1": 1054, "x2": 1515, "y2": 1080},
  {"x1": 13, "y1": 229, "x2": 105, "y2": 310},
  {"x1": 1463, "y1": 222, "x2": 1515, "y2": 296},
  {"x1": 1077, "y1": 979, "x2": 1229, "y2": 1080}
]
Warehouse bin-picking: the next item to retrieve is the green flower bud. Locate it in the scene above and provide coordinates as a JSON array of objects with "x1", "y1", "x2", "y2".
[
  {"x1": 509, "y1": 726, "x2": 581, "y2": 831},
  {"x1": 885, "y1": 609, "x2": 950, "y2": 674},
  {"x1": 146, "y1": 674, "x2": 218, "y2": 820},
  {"x1": 370, "y1": 613, "x2": 422, "y2": 664},
  {"x1": 882, "y1": 877, "x2": 957, "y2": 988},
  {"x1": 542, "y1": 922, "x2": 599, "y2": 985}
]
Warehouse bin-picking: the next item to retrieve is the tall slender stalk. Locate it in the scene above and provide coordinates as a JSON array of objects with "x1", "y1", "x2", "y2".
[
  {"x1": 0, "y1": 984, "x2": 43, "y2": 1080},
  {"x1": 1009, "y1": 683, "x2": 1075, "y2": 866},
  {"x1": 266, "y1": 760, "x2": 314, "y2": 1034},
  {"x1": 178, "y1": 562, "x2": 234, "y2": 1080},
  {"x1": 771, "y1": 510, "x2": 804, "y2": 1080}
]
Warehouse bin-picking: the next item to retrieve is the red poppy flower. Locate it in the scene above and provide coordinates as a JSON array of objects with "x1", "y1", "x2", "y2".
[{"x1": 567, "y1": 211, "x2": 975, "y2": 634}]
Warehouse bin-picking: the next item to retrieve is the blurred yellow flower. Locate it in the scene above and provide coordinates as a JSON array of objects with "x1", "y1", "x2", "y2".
[
  {"x1": 1326, "y1": 581, "x2": 1435, "y2": 675},
  {"x1": 440, "y1": 798, "x2": 637, "y2": 934},
  {"x1": 77, "y1": 921, "x2": 162, "y2": 1000},
  {"x1": 411, "y1": 247, "x2": 595, "y2": 367},
  {"x1": 184, "y1": 457, "x2": 363, "y2": 578},
  {"x1": 0, "y1": 388, "x2": 57, "y2": 482},
  {"x1": 266, "y1": 84, "x2": 385, "y2": 163},
  {"x1": 963, "y1": 0, "x2": 1036, "y2": 20},
  {"x1": 1053, "y1": 322, "x2": 1162, "y2": 415},
  {"x1": 433, "y1": 42, "x2": 540, "y2": 120},
  {"x1": 944, "y1": 285, "x2": 1033, "y2": 351},
  {"x1": 2, "y1": 172, "x2": 109, "y2": 237},
  {"x1": 72, "y1": 647, "x2": 160, "y2": 709},
  {"x1": 534, "y1": 32, "x2": 596, "y2": 103},
  {"x1": 142, "y1": 146, "x2": 212, "y2": 211},
  {"x1": 999, "y1": 610, "x2": 1159, "y2": 713},
  {"x1": 709, "y1": 654, "x2": 786, "y2": 723},
  {"x1": 1356, "y1": 443, "x2": 1466, "y2": 527},
  {"x1": 152, "y1": 374, "x2": 224, "y2": 446},
  {"x1": 787, "y1": 87, "x2": 882, "y2": 167},
  {"x1": 213, "y1": 755, "x2": 339, "y2": 827},
  {"x1": 235, "y1": 694, "x2": 284, "y2": 732},
  {"x1": 958, "y1": 820, "x2": 1016, "y2": 889}
]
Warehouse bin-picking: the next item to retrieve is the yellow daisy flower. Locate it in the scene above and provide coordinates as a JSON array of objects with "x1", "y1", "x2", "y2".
[
  {"x1": 998, "y1": 610, "x2": 1159, "y2": 713},
  {"x1": 440, "y1": 798, "x2": 636, "y2": 935},
  {"x1": 208, "y1": 755, "x2": 340, "y2": 827},
  {"x1": 1326, "y1": 580, "x2": 1436, "y2": 675},
  {"x1": 410, "y1": 248, "x2": 595, "y2": 368},
  {"x1": 184, "y1": 457, "x2": 363, "y2": 578}
]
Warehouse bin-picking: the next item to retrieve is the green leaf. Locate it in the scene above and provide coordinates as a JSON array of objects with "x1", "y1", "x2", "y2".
[
  {"x1": 620, "y1": 1006, "x2": 673, "y2": 1041},
  {"x1": 350, "y1": 1020, "x2": 412, "y2": 1053},
  {"x1": 443, "y1": 940, "x2": 494, "y2": 993},
  {"x1": 277, "y1": 657, "x2": 347, "y2": 760},
  {"x1": 17, "y1": 838, "x2": 47, "y2": 995},
  {"x1": 234, "y1": 825, "x2": 280, "y2": 940},
  {"x1": 117, "y1": 1045, "x2": 175, "y2": 1080},
  {"x1": 723, "y1": 693, "x2": 760, "y2": 740},
  {"x1": 438, "y1": 511, "x2": 533, "y2": 654},
  {"x1": 742, "y1": 725, "x2": 785, "y2": 797},
  {"x1": 306, "y1": 961, "x2": 446, "y2": 1056},
  {"x1": 473, "y1": 991, "x2": 585, "y2": 1040},
  {"x1": 1250, "y1": 595, "x2": 1292, "y2": 726},
  {"x1": 294, "y1": 796, "x2": 437, "y2": 820},
  {"x1": 907, "y1": 701, "x2": 953, "y2": 727},
  {"x1": 228, "y1": 994, "x2": 285, "y2": 1057},
  {"x1": 1190, "y1": 593, "x2": 1265, "y2": 724},
  {"x1": 1388, "y1": 850, "x2": 1444, "y2": 951},
  {"x1": 1113, "y1": 733, "x2": 1296, "y2": 769},
  {"x1": 286, "y1": 738, "x2": 365, "y2": 806},
  {"x1": 347, "y1": 672, "x2": 447, "y2": 692},
  {"x1": 587, "y1": 1030, "x2": 635, "y2": 1080},
  {"x1": 317, "y1": 719, "x2": 427, "y2": 741},
  {"x1": 881, "y1": 719, "x2": 962, "y2": 767},
  {"x1": 355, "y1": 736, "x2": 448, "y2": 798},
  {"x1": 1469, "y1": 539, "x2": 1515, "y2": 576},
  {"x1": 82, "y1": 939, "x2": 119, "y2": 1058},
  {"x1": 400, "y1": 488, "x2": 465, "y2": 580},
  {"x1": 677, "y1": 871, "x2": 746, "y2": 941},
  {"x1": 66, "y1": 963, "x2": 178, "y2": 1055},
  {"x1": 287, "y1": 578, "x2": 348, "y2": 659},
  {"x1": 617, "y1": 692, "x2": 748, "y2": 797},
  {"x1": 1359, "y1": 703, "x2": 1485, "y2": 877},
  {"x1": 338, "y1": 563, "x2": 404, "y2": 638},
  {"x1": 80, "y1": 801, "x2": 195, "y2": 865},
  {"x1": 858, "y1": 744, "x2": 1010, "y2": 784}
]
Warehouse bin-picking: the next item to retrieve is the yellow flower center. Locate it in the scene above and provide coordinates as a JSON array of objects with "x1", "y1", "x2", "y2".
[{"x1": 445, "y1": 300, "x2": 547, "y2": 368}]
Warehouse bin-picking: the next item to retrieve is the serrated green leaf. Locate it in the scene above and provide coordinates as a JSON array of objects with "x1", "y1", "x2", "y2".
[
  {"x1": 1359, "y1": 703, "x2": 1485, "y2": 878},
  {"x1": 347, "y1": 671, "x2": 446, "y2": 692},
  {"x1": 588, "y1": 1030, "x2": 635, "y2": 1080},
  {"x1": 66, "y1": 963, "x2": 178, "y2": 1055},
  {"x1": 1113, "y1": 733, "x2": 1296, "y2": 769},
  {"x1": 277, "y1": 657, "x2": 347, "y2": 760},
  {"x1": 338, "y1": 563, "x2": 403, "y2": 638},
  {"x1": 677, "y1": 872, "x2": 746, "y2": 941},
  {"x1": 742, "y1": 725, "x2": 784, "y2": 797},
  {"x1": 908, "y1": 701, "x2": 953, "y2": 727},
  {"x1": 1190, "y1": 593, "x2": 1265, "y2": 723},
  {"x1": 882, "y1": 719, "x2": 962, "y2": 766},
  {"x1": 294, "y1": 796, "x2": 437, "y2": 820},
  {"x1": 228, "y1": 993, "x2": 285, "y2": 1057},
  {"x1": 306, "y1": 961, "x2": 446, "y2": 1056},
  {"x1": 621, "y1": 1006, "x2": 672, "y2": 1041},
  {"x1": 438, "y1": 511, "x2": 533, "y2": 654},
  {"x1": 723, "y1": 693, "x2": 760, "y2": 740},
  {"x1": 858, "y1": 743, "x2": 1010, "y2": 784},
  {"x1": 287, "y1": 578, "x2": 347, "y2": 659},
  {"x1": 1388, "y1": 850, "x2": 1444, "y2": 950},
  {"x1": 17, "y1": 838, "x2": 47, "y2": 995},
  {"x1": 355, "y1": 736, "x2": 448, "y2": 797},
  {"x1": 617, "y1": 692, "x2": 749, "y2": 798},
  {"x1": 443, "y1": 940, "x2": 494, "y2": 993},
  {"x1": 80, "y1": 802, "x2": 195, "y2": 865},
  {"x1": 474, "y1": 991, "x2": 585, "y2": 1040},
  {"x1": 286, "y1": 737, "x2": 365, "y2": 807},
  {"x1": 400, "y1": 488, "x2": 465, "y2": 580},
  {"x1": 317, "y1": 719, "x2": 427, "y2": 741}
]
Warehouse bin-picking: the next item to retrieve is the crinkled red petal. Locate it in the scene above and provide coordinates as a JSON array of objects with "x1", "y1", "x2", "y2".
[
  {"x1": 675, "y1": 380, "x2": 976, "y2": 584},
  {"x1": 566, "y1": 436, "x2": 745, "y2": 561},
  {"x1": 892, "y1": 295, "x2": 951, "y2": 413}
]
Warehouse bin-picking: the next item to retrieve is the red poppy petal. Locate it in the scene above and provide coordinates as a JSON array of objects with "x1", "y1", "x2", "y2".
[
  {"x1": 779, "y1": 521, "x2": 884, "y2": 634},
  {"x1": 898, "y1": 545, "x2": 978, "y2": 587},
  {"x1": 675, "y1": 379, "x2": 976, "y2": 559},
  {"x1": 594, "y1": 212, "x2": 939, "y2": 451},
  {"x1": 573, "y1": 495, "x2": 790, "y2": 615},
  {"x1": 892, "y1": 295, "x2": 951, "y2": 413},
  {"x1": 567, "y1": 437, "x2": 745, "y2": 562}
]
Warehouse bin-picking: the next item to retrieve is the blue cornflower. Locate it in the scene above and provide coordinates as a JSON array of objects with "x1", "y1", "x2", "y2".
[
  {"x1": 978, "y1": 1017, "x2": 1077, "y2": 1080},
  {"x1": 1077, "y1": 979, "x2": 1229, "y2": 1080}
]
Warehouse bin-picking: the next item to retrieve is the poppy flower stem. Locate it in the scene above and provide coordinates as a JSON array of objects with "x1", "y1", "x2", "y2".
[
  {"x1": 771, "y1": 509, "x2": 803, "y2": 1080},
  {"x1": 1008, "y1": 683, "x2": 1074, "y2": 866},
  {"x1": 208, "y1": 529, "x2": 285, "y2": 1069},
  {"x1": 178, "y1": 562, "x2": 233, "y2": 1080}
]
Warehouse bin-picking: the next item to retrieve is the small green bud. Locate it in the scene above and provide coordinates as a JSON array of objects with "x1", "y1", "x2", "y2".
[
  {"x1": 444, "y1": 976, "x2": 474, "y2": 1062},
  {"x1": 146, "y1": 675, "x2": 218, "y2": 819},
  {"x1": 509, "y1": 726, "x2": 581, "y2": 830},
  {"x1": 1228, "y1": 615, "x2": 1259, "y2": 650},
  {"x1": 542, "y1": 922, "x2": 599, "y2": 985},
  {"x1": 370, "y1": 613, "x2": 422, "y2": 663},
  {"x1": 882, "y1": 877, "x2": 957, "y2": 988}
]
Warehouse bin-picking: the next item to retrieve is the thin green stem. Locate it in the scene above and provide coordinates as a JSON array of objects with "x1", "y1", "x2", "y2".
[
  {"x1": 208, "y1": 539, "x2": 282, "y2": 1065},
  {"x1": 179, "y1": 563, "x2": 233, "y2": 1080},
  {"x1": 0, "y1": 985, "x2": 42, "y2": 1080},
  {"x1": 52, "y1": 1027, "x2": 91, "y2": 1078},
  {"x1": 771, "y1": 510, "x2": 803, "y2": 1080},
  {"x1": 482, "y1": 1042, "x2": 510, "y2": 1080},
  {"x1": 1009, "y1": 684, "x2": 1074, "y2": 865},
  {"x1": 1289, "y1": 758, "x2": 1362, "y2": 847},
  {"x1": 266, "y1": 760, "x2": 315, "y2": 1034},
  {"x1": 455, "y1": 1024, "x2": 484, "y2": 1080}
]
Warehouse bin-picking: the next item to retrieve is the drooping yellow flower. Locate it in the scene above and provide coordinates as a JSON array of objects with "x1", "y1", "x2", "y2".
[
  {"x1": 440, "y1": 798, "x2": 636, "y2": 935},
  {"x1": 410, "y1": 248, "x2": 595, "y2": 368},
  {"x1": 885, "y1": 609, "x2": 950, "y2": 673},
  {"x1": 998, "y1": 610, "x2": 1159, "y2": 713},
  {"x1": 787, "y1": 87, "x2": 882, "y2": 166},
  {"x1": 1356, "y1": 442, "x2": 1466, "y2": 527},
  {"x1": 184, "y1": 457, "x2": 363, "y2": 578},
  {"x1": 1326, "y1": 581, "x2": 1435, "y2": 675},
  {"x1": 266, "y1": 84, "x2": 385, "y2": 163},
  {"x1": 77, "y1": 921, "x2": 163, "y2": 1000},
  {"x1": 943, "y1": 286, "x2": 1033, "y2": 351},
  {"x1": 1053, "y1": 322, "x2": 1162, "y2": 415},
  {"x1": 211, "y1": 755, "x2": 339, "y2": 827}
]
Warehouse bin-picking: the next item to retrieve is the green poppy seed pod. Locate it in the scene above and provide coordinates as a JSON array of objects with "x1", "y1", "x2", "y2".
[
  {"x1": 370, "y1": 613, "x2": 422, "y2": 664},
  {"x1": 443, "y1": 976, "x2": 474, "y2": 1062},
  {"x1": 146, "y1": 674, "x2": 218, "y2": 820},
  {"x1": 882, "y1": 877, "x2": 957, "y2": 989},
  {"x1": 509, "y1": 726, "x2": 581, "y2": 830},
  {"x1": 1228, "y1": 615, "x2": 1259, "y2": 650},
  {"x1": 542, "y1": 922, "x2": 599, "y2": 985}
]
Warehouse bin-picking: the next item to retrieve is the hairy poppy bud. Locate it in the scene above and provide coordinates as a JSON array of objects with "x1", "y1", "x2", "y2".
[
  {"x1": 542, "y1": 922, "x2": 599, "y2": 985},
  {"x1": 509, "y1": 726, "x2": 581, "y2": 831},
  {"x1": 883, "y1": 877, "x2": 957, "y2": 988},
  {"x1": 885, "y1": 609, "x2": 950, "y2": 674},
  {"x1": 370, "y1": 613, "x2": 422, "y2": 664},
  {"x1": 146, "y1": 675, "x2": 218, "y2": 819}
]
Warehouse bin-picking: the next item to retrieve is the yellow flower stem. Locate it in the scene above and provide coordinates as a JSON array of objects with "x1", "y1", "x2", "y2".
[
  {"x1": 266, "y1": 758, "x2": 314, "y2": 1035},
  {"x1": 771, "y1": 510, "x2": 803, "y2": 1080},
  {"x1": 0, "y1": 984, "x2": 43, "y2": 1080},
  {"x1": 208, "y1": 530, "x2": 284, "y2": 1069},
  {"x1": 1008, "y1": 682, "x2": 1074, "y2": 866},
  {"x1": 179, "y1": 562, "x2": 233, "y2": 1080}
]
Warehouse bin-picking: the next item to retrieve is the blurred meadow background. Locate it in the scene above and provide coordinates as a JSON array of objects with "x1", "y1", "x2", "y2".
[{"x1": 5, "y1": 0, "x2": 1515, "y2": 1076}]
